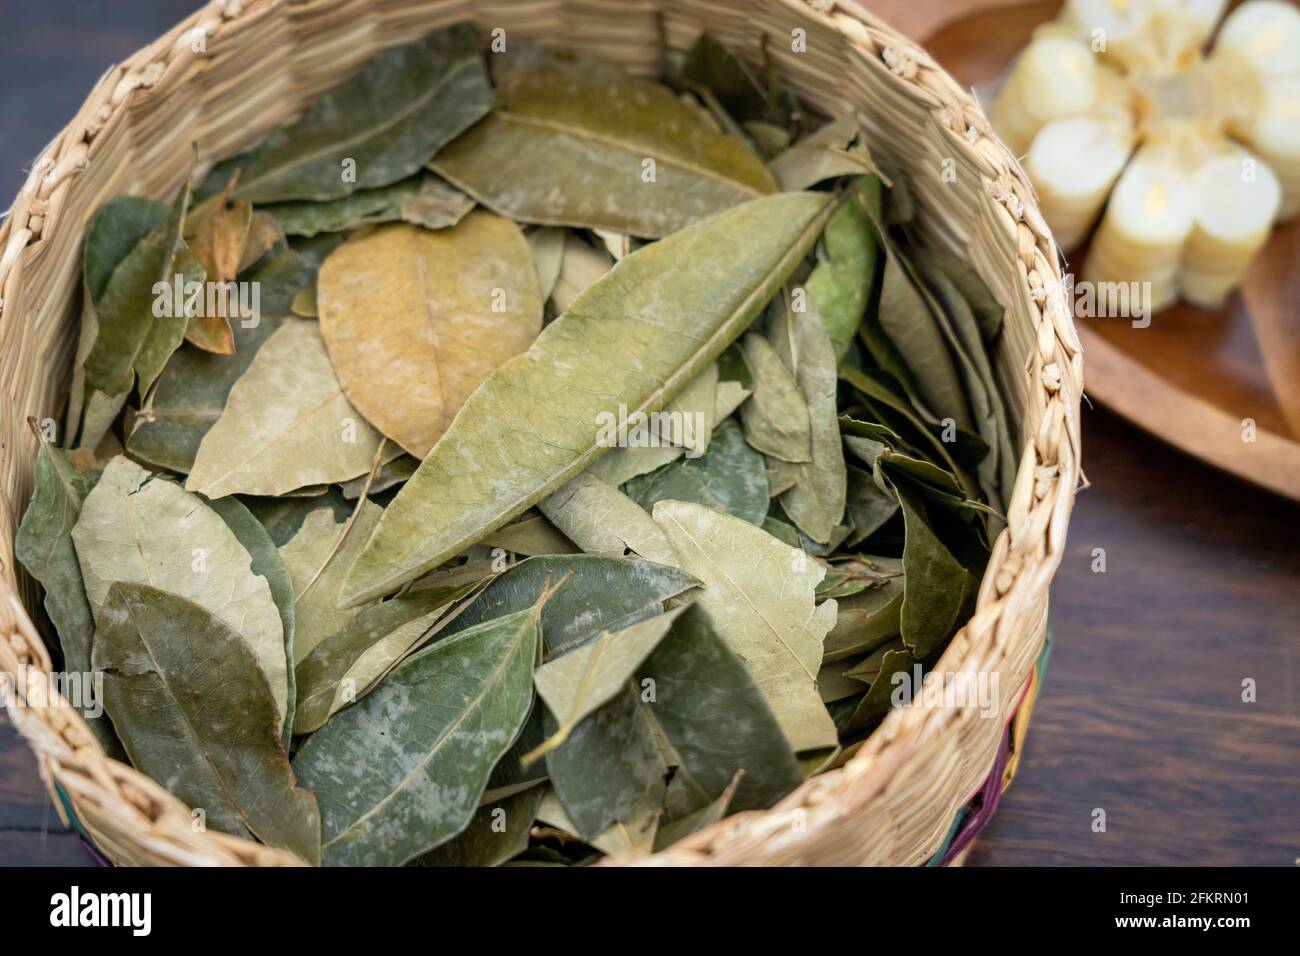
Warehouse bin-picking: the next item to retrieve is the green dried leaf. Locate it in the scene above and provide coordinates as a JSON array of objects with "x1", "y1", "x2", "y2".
[
  {"x1": 844, "y1": 433, "x2": 963, "y2": 498},
  {"x1": 411, "y1": 786, "x2": 543, "y2": 867},
  {"x1": 16, "y1": 443, "x2": 100, "y2": 676},
  {"x1": 826, "y1": 596, "x2": 903, "y2": 666},
  {"x1": 83, "y1": 174, "x2": 191, "y2": 398},
  {"x1": 587, "y1": 362, "x2": 719, "y2": 487},
  {"x1": 714, "y1": 379, "x2": 751, "y2": 419},
  {"x1": 549, "y1": 234, "x2": 612, "y2": 314},
  {"x1": 844, "y1": 643, "x2": 917, "y2": 732},
  {"x1": 398, "y1": 173, "x2": 475, "y2": 230},
  {"x1": 527, "y1": 227, "x2": 567, "y2": 302},
  {"x1": 14, "y1": 442, "x2": 123, "y2": 756},
  {"x1": 739, "y1": 331, "x2": 811, "y2": 463},
  {"x1": 71, "y1": 197, "x2": 169, "y2": 444},
  {"x1": 483, "y1": 705, "x2": 549, "y2": 803},
  {"x1": 292, "y1": 582, "x2": 473, "y2": 734},
  {"x1": 202, "y1": 26, "x2": 491, "y2": 204},
  {"x1": 844, "y1": 463, "x2": 900, "y2": 547},
  {"x1": 544, "y1": 686, "x2": 667, "y2": 842},
  {"x1": 678, "y1": 90, "x2": 724, "y2": 134},
  {"x1": 278, "y1": 500, "x2": 382, "y2": 664},
  {"x1": 818, "y1": 657, "x2": 870, "y2": 703},
  {"x1": 539, "y1": 472, "x2": 676, "y2": 565},
  {"x1": 586, "y1": 445, "x2": 680, "y2": 490},
  {"x1": 437, "y1": 554, "x2": 697, "y2": 659},
  {"x1": 292, "y1": 598, "x2": 544, "y2": 866},
  {"x1": 266, "y1": 177, "x2": 422, "y2": 237},
  {"x1": 339, "y1": 455, "x2": 419, "y2": 499},
  {"x1": 835, "y1": 179, "x2": 944, "y2": 421},
  {"x1": 717, "y1": 340, "x2": 753, "y2": 388},
  {"x1": 431, "y1": 47, "x2": 777, "y2": 238},
  {"x1": 94, "y1": 582, "x2": 319, "y2": 864},
  {"x1": 484, "y1": 562, "x2": 689, "y2": 844},
  {"x1": 806, "y1": 180, "x2": 881, "y2": 359},
  {"x1": 264, "y1": 173, "x2": 474, "y2": 238},
  {"x1": 652, "y1": 500, "x2": 837, "y2": 753},
  {"x1": 654, "y1": 770, "x2": 741, "y2": 851},
  {"x1": 204, "y1": 494, "x2": 298, "y2": 746},
  {"x1": 883, "y1": 163, "x2": 916, "y2": 224},
  {"x1": 72, "y1": 457, "x2": 289, "y2": 727},
  {"x1": 127, "y1": 247, "x2": 312, "y2": 474},
  {"x1": 640, "y1": 604, "x2": 802, "y2": 812},
  {"x1": 656, "y1": 359, "x2": 718, "y2": 458},
  {"x1": 535, "y1": 786, "x2": 659, "y2": 856},
  {"x1": 681, "y1": 33, "x2": 797, "y2": 128},
  {"x1": 878, "y1": 251, "x2": 972, "y2": 426},
  {"x1": 744, "y1": 121, "x2": 792, "y2": 159},
  {"x1": 843, "y1": 420, "x2": 1000, "y2": 529},
  {"x1": 761, "y1": 515, "x2": 801, "y2": 548},
  {"x1": 84, "y1": 197, "x2": 169, "y2": 304},
  {"x1": 768, "y1": 116, "x2": 875, "y2": 192},
  {"x1": 528, "y1": 606, "x2": 686, "y2": 760},
  {"x1": 340, "y1": 191, "x2": 833, "y2": 606},
  {"x1": 186, "y1": 320, "x2": 386, "y2": 498},
  {"x1": 75, "y1": 377, "x2": 127, "y2": 455},
  {"x1": 892, "y1": 480, "x2": 975, "y2": 660},
  {"x1": 480, "y1": 512, "x2": 578, "y2": 557},
  {"x1": 921, "y1": 245, "x2": 1005, "y2": 342},
  {"x1": 839, "y1": 370, "x2": 981, "y2": 503},
  {"x1": 863, "y1": 197, "x2": 973, "y2": 432},
  {"x1": 816, "y1": 554, "x2": 902, "y2": 601},
  {"x1": 689, "y1": 85, "x2": 759, "y2": 152},
  {"x1": 289, "y1": 231, "x2": 348, "y2": 273},
  {"x1": 771, "y1": 298, "x2": 847, "y2": 544},
  {"x1": 624, "y1": 420, "x2": 768, "y2": 526},
  {"x1": 243, "y1": 487, "x2": 351, "y2": 547},
  {"x1": 412, "y1": 559, "x2": 498, "y2": 593},
  {"x1": 822, "y1": 563, "x2": 905, "y2": 661},
  {"x1": 767, "y1": 458, "x2": 798, "y2": 497},
  {"x1": 915, "y1": 249, "x2": 1014, "y2": 514}
]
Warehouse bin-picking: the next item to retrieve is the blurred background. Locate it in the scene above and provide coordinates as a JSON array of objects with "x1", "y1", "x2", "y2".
[{"x1": 1, "y1": 0, "x2": 1296, "y2": 866}]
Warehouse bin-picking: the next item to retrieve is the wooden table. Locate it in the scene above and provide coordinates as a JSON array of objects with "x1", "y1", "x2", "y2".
[{"x1": 1, "y1": 0, "x2": 1297, "y2": 867}]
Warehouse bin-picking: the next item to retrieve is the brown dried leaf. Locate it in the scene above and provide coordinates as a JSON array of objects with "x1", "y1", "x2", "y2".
[{"x1": 317, "y1": 217, "x2": 543, "y2": 457}]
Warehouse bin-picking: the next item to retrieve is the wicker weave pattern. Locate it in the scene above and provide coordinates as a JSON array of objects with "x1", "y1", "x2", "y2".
[{"x1": 0, "y1": 0, "x2": 1080, "y2": 867}]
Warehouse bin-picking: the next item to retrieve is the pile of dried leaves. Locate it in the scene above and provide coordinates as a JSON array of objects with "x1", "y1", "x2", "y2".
[{"x1": 17, "y1": 24, "x2": 1012, "y2": 866}]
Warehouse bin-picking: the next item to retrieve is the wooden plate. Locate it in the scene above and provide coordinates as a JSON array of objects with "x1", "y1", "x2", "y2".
[{"x1": 915, "y1": 0, "x2": 1300, "y2": 501}]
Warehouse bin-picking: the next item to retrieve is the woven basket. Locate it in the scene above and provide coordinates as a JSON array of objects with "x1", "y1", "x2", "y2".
[{"x1": 0, "y1": 0, "x2": 1081, "y2": 867}]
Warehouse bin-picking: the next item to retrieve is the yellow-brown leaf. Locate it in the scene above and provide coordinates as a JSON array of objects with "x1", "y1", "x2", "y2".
[{"x1": 317, "y1": 216, "x2": 543, "y2": 457}]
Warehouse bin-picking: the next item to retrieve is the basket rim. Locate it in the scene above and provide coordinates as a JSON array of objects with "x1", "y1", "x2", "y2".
[{"x1": 0, "y1": 0, "x2": 1082, "y2": 867}]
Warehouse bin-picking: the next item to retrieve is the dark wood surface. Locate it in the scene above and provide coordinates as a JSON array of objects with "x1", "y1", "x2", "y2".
[
  {"x1": 967, "y1": 407, "x2": 1300, "y2": 866},
  {"x1": 1, "y1": 1, "x2": 1297, "y2": 868}
]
